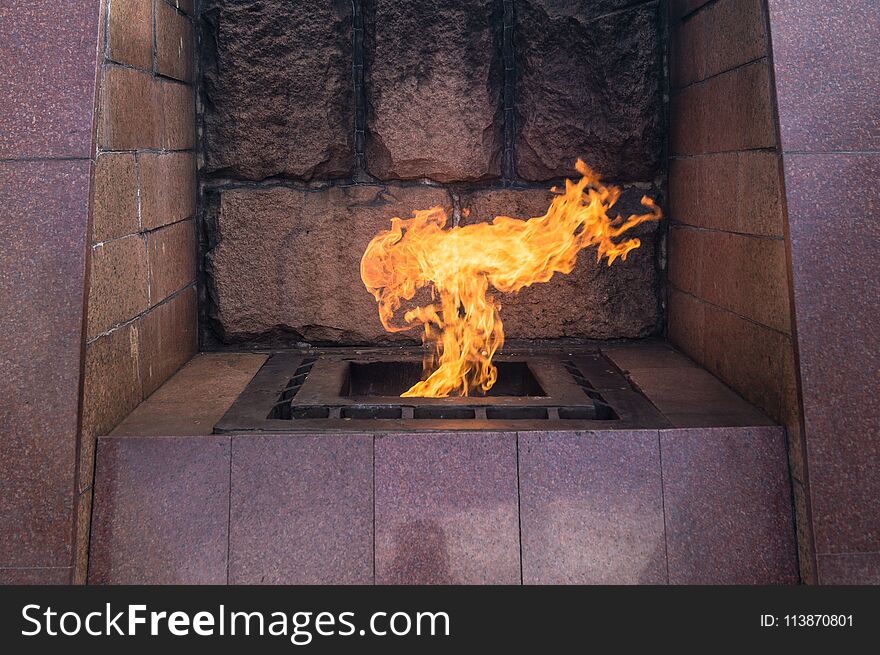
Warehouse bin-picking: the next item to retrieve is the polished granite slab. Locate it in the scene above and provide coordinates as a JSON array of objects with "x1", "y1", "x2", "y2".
[{"x1": 91, "y1": 341, "x2": 796, "y2": 584}]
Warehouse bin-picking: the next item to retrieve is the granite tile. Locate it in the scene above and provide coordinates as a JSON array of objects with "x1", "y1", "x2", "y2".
[
  {"x1": 736, "y1": 151, "x2": 786, "y2": 238},
  {"x1": 670, "y1": 60, "x2": 775, "y2": 155},
  {"x1": 662, "y1": 413, "x2": 775, "y2": 428},
  {"x1": 768, "y1": 0, "x2": 880, "y2": 152},
  {"x1": 669, "y1": 22, "x2": 701, "y2": 91},
  {"x1": 817, "y1": 553, "x2": 880, "y2": 586},
  {"x1": 667, "y1": 287, "x2": 706, "y2": 365},
  {"x1": 670, "y1": 0, "x2": 712, "y2": 20},
  {"x1": 98, "y1": 65, "x2": 163, "y2": 150},
  {"x1": 156, "y1": 0, "x2": 194, "y2": 82},
  {"x1": 668, "y1": 81, "x2": 700, "y2": 155},
  {"x1": 672, "y1": 0, "x2": 766, "y2": 88},
  {"x1": 136, "y1": 352, "x2": 266, "y2": 405},
  {"x1": 668, "y1": 225, "x2": 703, "y2": 296},
  {"x1": 112, "y1": 353, "x2": 267, "y2": 437},
  {"x1": 0, "y1": 2, "x2": 101, "y2": 158},
  {"x1": 138, "y1": 151, "x2": 196, "y2": 230},
  {"x1": 80, "y1": 323, "x2": 143, "y2": 491},
  {"x1": 627, "y1": 366, "x2": 772, "y2": 425},
  {"x1": 700, "y1": 300, "x2": 792, "y2": 422},
  {"x1": 780, "y1": 346, "x2": 806, "y2": 483},
  {"x1": 86, "y1": 234, "x2": 150, "y2": 338},
  {"x1": 92, "y1": 153, "x2": 139, "y2": 243},
  {"x1": 791, "y1": 478, "x2": 817, "y2": 584},
  {"x1": 0, "y1": 160, "x2": 90, "y2": 567},
  {"x1": 700, "y1": 231, "x2": 791, "y2": 334},
  {"x1": 97, "y1": 0, "x2": 108, "y2": 54},
  {"x1": 669, "y1": 151, "x2": 785, "y2": 237},
  {"x1": 169, "y1": 0, "x2": 195, "y2": 15},
  {"x1": 107, "y1": 0, "x2": 153, "y2": 71},
  {"x1": 229, "y1": 435, "x2": 373, "y2": 584},
  {"x1": 699, "y1": 234, "x2": 782, "y2": 325},
  {"x1": 375, "y1": 432, "x2": 520, "y2": 584},
  {"x1": 519, "y1": 431, "x2": 666, "y2": 584},
  {"x1": 784, "y1": 153, "x2": 880, "y2": 554},
  {"x1": 147, "y1": 219, "x2": 196, "y2": 304},
  {"x1": 661, "y1": 427, "x2": 798, "y2": 584},
  {"x1": 708, "y1": 60, "x2": 775, "y2": 154},
  {"x1": 600, "y1": 341, "x2": 697, "y2": 371},
  {"x1": 108, "y1": 403, "x2": 221, "y2": 437},
  {"x1": 72, "y1": 487, "x2": 93, "y2": 585},
  {"x1": 138, "y1": 285, "x2": 198, "y2": 398},
  {"x1": 89, "y1": 436, "x2": 231, "y2": 584},
  {"x1": 669, "y1": 154, "x2": 736, "y2": 231},
  {"x1": 0, "y1": 568, "x2": 72, "y2": 585},
  {"x1": 162, "y1": 81, "x2": 195, "y2": 150}
]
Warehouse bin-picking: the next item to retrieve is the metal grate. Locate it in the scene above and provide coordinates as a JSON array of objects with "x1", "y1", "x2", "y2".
[
  {"x1": 562, "y1": 360, "x2": 617, "y2": 420},
  {"x1": 215, "y1": 349, "x2": 671, "y2": 433},
  {"x1": 268, "y1": 357, "x2": 316, "y2": 419},
  {"x1": 269, "y1": 357, "x2": 617, "y2": 422}
]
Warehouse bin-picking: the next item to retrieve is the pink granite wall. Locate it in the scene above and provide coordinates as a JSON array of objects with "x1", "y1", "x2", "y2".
[
  {"x1": 77, "y1": 0, "x2": 199, "y2": 583},
  {"x1": 0, "y1": 1, "x2": 102, "y2": 584},
  {"x1": 669, "y1": 0, "x2": 880, "y2": 584},
  {"x1": 766, "y1": 0, "x2": 880, "y2": 584},
  {"x1": 666, "y1": 0, "x2": 808, "y2": 580},
  {"x1": 0, "y1": 1, "x2": 199, "y2": 585}
]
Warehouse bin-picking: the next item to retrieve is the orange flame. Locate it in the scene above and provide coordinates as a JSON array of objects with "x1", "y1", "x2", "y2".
[{"x1": 360, "y1": 159, "x2": 662, "y2": 397}]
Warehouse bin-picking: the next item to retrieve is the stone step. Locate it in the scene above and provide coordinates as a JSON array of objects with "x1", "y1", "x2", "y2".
[{"x1": 88, "y1": 427, "x2": 797, "y2": 584}]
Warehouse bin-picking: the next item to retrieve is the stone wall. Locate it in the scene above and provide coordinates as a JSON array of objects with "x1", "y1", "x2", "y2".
[
  {"x1": 765, "y1": 0, "x2": 879, "y2": 585},
  {"x1": 0, "y1": 0, "x2": 102, "y2": 585},
  {"x1": 200, "y1": 0, "x2": 666, "y2": 345},
  {"x1": 80, "y1": 0, "x2": 199, "y2": 582},
  {"x1": 666, "y1": 0, "x2": 807, "y2": 579}
]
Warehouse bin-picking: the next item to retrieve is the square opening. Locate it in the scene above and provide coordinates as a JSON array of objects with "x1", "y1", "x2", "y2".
[{"x1": 342, "y1": 361, "x2": 546, "y2": 397}]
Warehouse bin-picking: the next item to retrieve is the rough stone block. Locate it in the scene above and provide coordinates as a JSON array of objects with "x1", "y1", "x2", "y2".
[
  {"x1": 515, "y1": 2, "x2": 663, "y2": 182},
  {"x1": 364, "y1": 0, "x2": 503, "y2": 182},
  {"x1": 207, "y1": 180, "x2": 661, "y2": 343},
  {"x1": 202, "y1": 0, "x2": 354, "y2": 180},
  {"x1": 206, "y1": 184, "x2": 450, "y2": 343},
  {"x1": 457, "y1": 185, "x2": 663, "y2": 339}
]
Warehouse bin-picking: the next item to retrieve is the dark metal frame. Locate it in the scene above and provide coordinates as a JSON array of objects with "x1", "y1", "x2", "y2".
[{"x1": 215, "y1": 347, "x2": 670, "y2": 433}]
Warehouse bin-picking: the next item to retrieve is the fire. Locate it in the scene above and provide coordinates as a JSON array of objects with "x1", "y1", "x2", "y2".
[{"x1": 360, "y1": 159, "x2": 662, "y2": 397}]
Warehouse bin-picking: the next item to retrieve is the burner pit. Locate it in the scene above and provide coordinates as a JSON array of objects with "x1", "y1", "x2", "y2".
[
  {"x1": 215, "y1": 349, "x2": 671, "y2": 432},
  {"x1": 343, "y1": 361, "x2": 546, "y2": 397}
]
